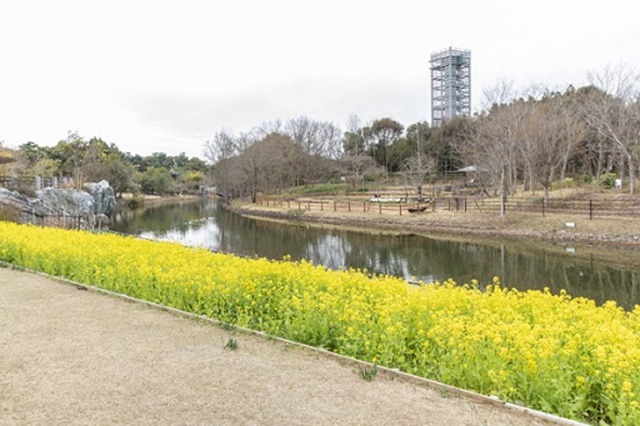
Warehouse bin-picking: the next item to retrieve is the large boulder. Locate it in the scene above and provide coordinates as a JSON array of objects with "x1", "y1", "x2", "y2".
[
  {"x1": 35, "y1": 187, "x2": 94, "y2": 216},
  {"x1": 84, "y1": 180, "x2": 116, "y2": 217},
  {"x1": 0, "y1": 188, "x2": 32, "y2": 222},
  {"x1": 0, "y1": 180, "x2": 116, "y2": 227}
]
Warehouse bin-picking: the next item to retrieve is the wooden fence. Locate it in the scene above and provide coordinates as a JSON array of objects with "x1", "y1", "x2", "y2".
[
  {"x1": 257, "y1": 196, "x2": 640, "y2": 220},
  {"x1": 258, "y1": 198, "x2": 420, "y2": 216},
  {"x1": 20, "y1": 212, "x2": 108, "y2": 230},
  {"x1": 0, "y1": 175, "x2": 74, "y2": 191},
  {"x1": 439, "y1": 198, "x2": 640, "y2": 219}
]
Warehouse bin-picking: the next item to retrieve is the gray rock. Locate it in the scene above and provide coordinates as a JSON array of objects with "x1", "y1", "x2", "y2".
[
  {"x1": 0, "y1": 188, "x2": 33, "y2": 218},
  {"x1": 35, "y1": 187, "x2": 94, "y2": 216},
  {"x1": 0, "y1": 180, "x2": 117, "y2": 228},
  {"x1": 84, "y1": 180, "x2": 116, "y2": 217}
]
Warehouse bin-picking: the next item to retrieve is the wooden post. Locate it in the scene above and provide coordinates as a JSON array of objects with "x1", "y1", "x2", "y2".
[
  {"x1": 363, "y1": 201, "x2": 366, "y2": 212},
  {"x1": 348, "y1": 201, "x2": 351, "y2": 212},
  {"x1": 542, "y1": 199, "x2": 545, "y2": 216},
  {"x1": 298, "y1": 201, "x2": 301, "y2": 210},
  {"x1": 321, "y1": 202, "x2": 324, "y2": 211},
  {"x1": 448, "y1": 199, "x2": 451, "y2": 211},
  {"x1": 334, "y1": 201, "x2": 336, "y2": 212},
  {"x1": 399, "y1": 204, "x2": 402, "y2": 216},
  {"x1": 307, "y1": 201, "x2": 310, "y2": 210},
  {"x1": 464, "y1": 197, "x2": 467, "y2": 213},
  {"x1": 379, "y1": 203, "x2": 382, "y2": 215},
  {"x1": 590, "y1": 199, "x2": 593, "y2": 220}
]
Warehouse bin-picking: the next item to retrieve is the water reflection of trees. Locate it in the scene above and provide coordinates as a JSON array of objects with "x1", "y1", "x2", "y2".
[
  {"x1": 212, "y1": 209, "x2": 639, "y2": 309},
  {"x1": 115, "y1": 202, "x2": 640, "y2": 310},
  {"x1": 112, "y1": 201, "x2": 217, "y2": 235}
]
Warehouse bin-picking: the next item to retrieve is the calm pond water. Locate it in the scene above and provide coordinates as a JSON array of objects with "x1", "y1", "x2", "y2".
[{"x1": 112, "y1": 200, "x2": 640, "y2": 310}]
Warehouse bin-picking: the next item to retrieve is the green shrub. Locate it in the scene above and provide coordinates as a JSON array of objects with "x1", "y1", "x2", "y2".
[
  {"x1": 578, "y1": 173, "x2": 593, "y2": 184},
  {"x1": 140, "y1": 167, "x2": 175, "y2": 195},
  {"x1": 552, "y1": 178, "x2": 575, "y2": 190},
  {"x1": 599, "y1": 173, "x2": 618, "y2": 189}
]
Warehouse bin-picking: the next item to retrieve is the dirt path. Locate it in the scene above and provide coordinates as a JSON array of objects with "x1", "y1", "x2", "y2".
[{"x1": 0, "y1": 268, "x2": 555, "y2": 425}]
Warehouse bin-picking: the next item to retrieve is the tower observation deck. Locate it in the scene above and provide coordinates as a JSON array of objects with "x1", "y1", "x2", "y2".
[{"x1": 430, "y1": 47, "x2": 471, "y2": 127}]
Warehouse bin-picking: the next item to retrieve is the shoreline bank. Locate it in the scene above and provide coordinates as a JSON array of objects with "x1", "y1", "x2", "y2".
[
  {"x1": 229, "y1": 201, "x2": 640, "y2": 250},
  {"x1": 117, "y1": 194, "x2": 213, "y2": 209}
]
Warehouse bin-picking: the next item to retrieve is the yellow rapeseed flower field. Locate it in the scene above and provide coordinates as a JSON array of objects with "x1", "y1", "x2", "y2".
[{"x1": 1, "y1": 222, "x2": 639, "y2": 424}]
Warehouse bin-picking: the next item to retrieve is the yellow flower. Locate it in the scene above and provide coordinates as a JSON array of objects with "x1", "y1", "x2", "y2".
[{"x1": 1, "y1": 222, "x2": 639, "y2": 424}]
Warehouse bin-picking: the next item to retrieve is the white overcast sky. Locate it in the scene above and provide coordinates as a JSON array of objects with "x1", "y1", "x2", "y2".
[{"x1": 0, "y1": 0, "x2": 638, "y2": 158}]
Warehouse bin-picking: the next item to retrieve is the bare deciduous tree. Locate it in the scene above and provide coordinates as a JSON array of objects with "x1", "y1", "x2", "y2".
[
  {"x1": 285, "y1": 117, "x2": 343, "y2": 185},
  {"x1": 402, "y1": 155, "x2": 436, "y2": 202},
  {"x1": 585, "y1": 64, "x2": 640, "y2": 194},
  {"x1": 239, "y1": 133, "x2": 301, "y2": 201},
  {"x1": 469, "y1": 94, "x2": 526, "y2": 219},
  {"x1": 481, "y1": 79, "x2": 516, "y2": 110},
  {"x1": 204, "y1": 130, "x2": 239, "y2": 164},
  {"x1": 401, "y1": 126, "x2": 436, "y2": 201},
  {"x1": 526, "y1": 96, "x2": 586, "y2": 201},
  {"x1": 341, "y1": 154, "x2": 382, "y2": 190}
]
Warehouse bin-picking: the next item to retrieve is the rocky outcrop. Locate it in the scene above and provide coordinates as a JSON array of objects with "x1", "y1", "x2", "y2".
[
  {"x1": 0, "y1": 188, "x2": 33, "y2": 222},
  {"x1": 0, "y1": 180, "x2": 116, "y2": 228},
  {"x1": 35, "y1": 188, "x2": 95, "y2": 217},
  {"x1": 84, "y1": 180, "x2": 116, "y2": 217}
]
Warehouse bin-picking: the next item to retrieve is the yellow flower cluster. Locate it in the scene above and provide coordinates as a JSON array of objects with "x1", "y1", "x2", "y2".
[{"x1": 1, "y1": 222, "x2": 639, "y2": 424}]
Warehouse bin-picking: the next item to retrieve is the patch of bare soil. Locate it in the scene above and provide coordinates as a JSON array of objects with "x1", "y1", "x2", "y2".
[{"x1": 0, "y1": 268, "x2": 555, "y2": 425}]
